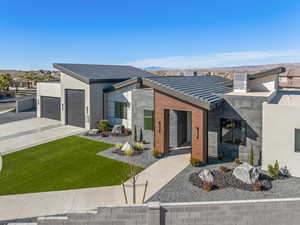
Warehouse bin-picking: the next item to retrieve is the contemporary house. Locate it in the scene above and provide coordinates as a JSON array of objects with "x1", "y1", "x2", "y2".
[
  {"x1": 279, "y1": 68, "x2": 300, "y2": 89},
  {"x1": 37, "y1": 63, "x2": 300, "y2": 176}
]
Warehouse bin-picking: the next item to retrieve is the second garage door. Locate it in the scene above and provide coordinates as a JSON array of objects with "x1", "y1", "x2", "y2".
[
  {"x1": 41, "y1": 96, "x2": 61, "y2": 121},
  {"x1": 66, "y1": 89, "x2": 85, "y2": 128}
]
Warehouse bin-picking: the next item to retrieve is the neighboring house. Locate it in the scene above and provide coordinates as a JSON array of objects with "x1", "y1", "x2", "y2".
[
  {"x1": 38, "y1": 64, "x2": 300, "y2": 176},
  {"x1": 279, "y1": 68, "x2": 300, "y2": 89}
]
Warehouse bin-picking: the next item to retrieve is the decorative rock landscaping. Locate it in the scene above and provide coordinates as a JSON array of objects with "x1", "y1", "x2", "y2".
[{"x1": 189, "y1": 167, "x2": 272, "y2": 192}]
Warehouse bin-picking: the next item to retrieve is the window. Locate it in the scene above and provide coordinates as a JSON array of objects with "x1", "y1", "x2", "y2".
[
  {"x1": 220, "y1": 118, "x2": 247, "y2": 145},
  {"x1": 295, "y1": 129, "x2": 300, "y2": 152},
  {"x1": 144, "y1": 110, "x2": 154, "y2": 131},
  {"x1": 114, "y1": 102, "x2": 127, "y2": 119}
]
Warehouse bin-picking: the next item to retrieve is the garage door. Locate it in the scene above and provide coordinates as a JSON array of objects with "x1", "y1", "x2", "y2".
[
  {"x1": 66, "y1": 89, "x2": 85, "y2": 128},
  {"x1": 41, "y1": 96, "x2": 61, "y2": 121}
]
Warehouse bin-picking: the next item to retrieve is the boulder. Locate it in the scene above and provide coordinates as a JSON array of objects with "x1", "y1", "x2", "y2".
[
  {"x1": 112, "y1": 124, "x2": 123, "y2": 135},
  {"x1": 233, "y1": 163, "x2": 259, "y2": 184},
  {"x1": 121, "y1": 142, "x2": 134, "y2": 152},
  {"x1": 198, "y1": 169, "x2": 214, "y2": 183},
  {"x1": 88, "y1": 129, "x2": 99, "y2": 135},
  {"x1": 279, "y1": 166, "x2": 290, "y2": 177}
]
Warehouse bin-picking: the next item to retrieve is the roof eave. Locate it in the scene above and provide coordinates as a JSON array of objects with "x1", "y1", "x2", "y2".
[{"x1": 142, "y1": 78, "x2": 212, "y2": 110}]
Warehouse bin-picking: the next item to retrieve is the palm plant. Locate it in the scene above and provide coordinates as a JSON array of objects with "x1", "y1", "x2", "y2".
[{"x1": 0, "y1": 73, "x2": 13, "y2": 91}]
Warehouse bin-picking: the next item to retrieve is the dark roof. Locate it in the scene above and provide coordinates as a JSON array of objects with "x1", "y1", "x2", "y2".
[
  {"x1": 143, "y1": 76, "x2": 232, "y2": 110},
  {"x1": 248, "y1": 67, "x2": 286, "y2": 80},
  {"x1": 53, "y1": 63, "x2": 154, "y2": 84}
]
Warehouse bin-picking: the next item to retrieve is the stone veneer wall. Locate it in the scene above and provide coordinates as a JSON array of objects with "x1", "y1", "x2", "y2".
[
  {"x1": 207, "y1": 95, "x2": 270, "y2": 165},
  {"x1": 37, "y1": 199, "x2": 300, "y2": 225}
]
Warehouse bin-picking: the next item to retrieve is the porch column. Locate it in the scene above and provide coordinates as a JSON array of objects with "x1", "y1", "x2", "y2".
[{"x1": 191, "y1": 110, "x2": 208, "y2": 163}]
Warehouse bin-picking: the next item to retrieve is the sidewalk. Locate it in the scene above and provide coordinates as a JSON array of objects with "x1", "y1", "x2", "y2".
[{"x1": 0, "y1": 153, "x2": 190, "y2": 221}]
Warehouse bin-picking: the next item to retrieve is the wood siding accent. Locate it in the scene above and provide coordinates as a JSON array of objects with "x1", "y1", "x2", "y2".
[{"x1": 154, "y1": 90, "x2": 208, "y2": 162}]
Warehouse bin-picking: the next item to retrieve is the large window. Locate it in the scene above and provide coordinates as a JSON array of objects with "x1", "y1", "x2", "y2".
[
  {"x1": 295, "y1": 129, "x2": 300, "y2": 152},
  {"x1": 220, "y1": 118, "x2": 247, "y2": 146},
  {"x1": 144, "y1": 110, "x2": 154, "y2": 131},
  {"x1": 114, "y1": 102, "x2": 127, "y2": 119}
]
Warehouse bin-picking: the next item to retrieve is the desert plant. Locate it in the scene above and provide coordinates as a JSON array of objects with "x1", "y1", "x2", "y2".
[
  {"x1": 190, "y1": 157, "x2": 201, "y2": 167},
  {"x1": 139, "y1": 128, "x2": 143, "y2": 142},
  {"x1": 98, "y1": 120, "x2": 110, "y2": 132},
  {"x1": 234, "y1": 158, "x2": 241, "y2": 164},
  {"x1": 268, "y1": 160, "x2": 280, "y2": 180},
  {"x1": 124, "y1": 148, "x2": 135, "y2": 156},
  {"x1": 219, "y1": 166, "x2": 230, "y2": 173},
  {"x1": 152, "y1": 148, "x2": 161, "y2": 158},
  {"x1": 133, "y1": 126, "x2": 137, "y2": 142},
  {"x1": 202, "y1": 181, "x2": 213, "y2": 192},
  {"x1": 248, "y1": 147, "x2": 254, "y2": 166},
  {"x1": 115, "y1": 143, "x2": 124, "y2": 149},
  {"x1": 134, "y1": 142, "x2": 145, "y2": 151},
  {"x1": 252, "y1": 182, "x2": 263, "y2": 191}
]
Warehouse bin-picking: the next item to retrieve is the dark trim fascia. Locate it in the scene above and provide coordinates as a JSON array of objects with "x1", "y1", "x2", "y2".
[
  {"x1": 53, "y1": 63, "x2": 129, "y2": 84},
  {"x1": 248, "y1": 67, "x2": 286, "y2": 80},
  {"x1": 142, "y1": 78, "x2": 212, "y2": 110},
  {"x1": 103, "y1": 77, "x2": 141, "y2": 93}
]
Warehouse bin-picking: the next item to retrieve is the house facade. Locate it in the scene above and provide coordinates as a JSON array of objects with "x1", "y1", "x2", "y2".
[{"x1": 37, "y1": 63, "x2": 300, "y2": 176}]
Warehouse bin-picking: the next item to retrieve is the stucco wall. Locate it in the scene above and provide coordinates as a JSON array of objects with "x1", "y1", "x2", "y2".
[
  {"x1": 262, "y1": 103, "x2": 300, "y2": 177},
  {"x1": 60, "y1": 73, "x2": 114, "y2": 129},
  {"x1": 131, "y1": 88, "x2": 154, "y2": 143},
  {"x1": 36, "y1": 82, "x2": 61, "y2": 118},
  {"x1": 248, "y1": 75, "x2": 278, "y2": 92}
]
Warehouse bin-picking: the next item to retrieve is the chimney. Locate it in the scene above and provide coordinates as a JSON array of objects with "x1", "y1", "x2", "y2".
[{"x1": 233, "y1": 73, "x2": 248, "y2": 92}]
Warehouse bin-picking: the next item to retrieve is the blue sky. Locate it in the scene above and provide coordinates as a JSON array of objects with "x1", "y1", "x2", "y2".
[{"x1": 0, "y1": 0, "x2": 300, "y2": 70}]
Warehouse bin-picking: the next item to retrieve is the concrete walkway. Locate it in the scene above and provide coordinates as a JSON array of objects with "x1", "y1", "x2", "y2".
[
  {"x1": 0, "y1": 118, "x2": 86, "y2": 155},
  {"x1": 0, "y1": 153, "x2": 190, "y2": 221}
]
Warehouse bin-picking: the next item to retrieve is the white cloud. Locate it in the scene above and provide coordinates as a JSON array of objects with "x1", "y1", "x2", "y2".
[{"x1": 127, "y1": 49, "x2": 300, "y2": 69}]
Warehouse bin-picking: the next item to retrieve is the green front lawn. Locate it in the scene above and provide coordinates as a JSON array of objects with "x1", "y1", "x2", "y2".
[{"x1": 0, "y1": 136, "x2": 143, "y2": 195}]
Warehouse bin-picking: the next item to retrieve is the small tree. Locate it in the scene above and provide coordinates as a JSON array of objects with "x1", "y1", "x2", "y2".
[
  {"x1": 139, "y1": 128, "x2": 143, "y2": 142},
  {"x1": 119, "y1": 157, "x2": 142, "y2": 204},
  {"x1": 23, "y1": 71, "x2": 37, "y2": 88},
  {"x1": 0, "y1": 73, "x2": 13, "y2": 91},
  {"x1": 268, "y1": 160, "x2": 280, "y2": 180}
]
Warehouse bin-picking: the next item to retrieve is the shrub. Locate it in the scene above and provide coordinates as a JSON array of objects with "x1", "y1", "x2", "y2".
[
  {"x1": 217, "y1": 154, "x2": 224, "y2": 160},
  {"x1": 124, "y1": 148, "x2": 134, "y2": 156},
  {"x1": 115, "y1": 143, "x2": 124, "y2": 149},
  {"x1": 219, "y1": 166, "x2": 230, "y2": 173},
  {"x1": 252, "y1": 182, "x2": 263, "y2": 191},
  {"x1": 139, "y1": 128, "x2": 143, "y2": 142},
  {"x1": 190, "y1": 157, "x2": 201, "y2": 167},
  {"x1": 268, "y1": 160, "x2": 280, "y2": 180},
  {"x1": 134, "y1": 142, "x2": 145, "y2": 151},
  {"x1": 124, "y1": 128, "x2": 131, "y2": 136},
  {"x1": 234, "y1": 158, "x2": 241, "y2": 164},
  {"x1": 248, "y1": 147, "x2": 254, "y2": 166},
  {"x1": 98, "y1": 120, "x2": 110, "y2": 132},
  {"x1": 202, "y1": 181, "x2": 213, "y2": 192},
  {"x1": 152, "y1": 148, "x2": 161, "y2": 158}
]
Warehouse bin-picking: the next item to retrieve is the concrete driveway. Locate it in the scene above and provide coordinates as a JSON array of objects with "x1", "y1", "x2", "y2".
[{"x1": 0, "y1": 118, "x2": 86, "y2": 155}]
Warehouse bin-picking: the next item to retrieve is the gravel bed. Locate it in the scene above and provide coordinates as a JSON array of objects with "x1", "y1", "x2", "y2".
[
  {"x1": 189, "y1": 170, "x2": 272, "y2": 192},
  {"x1": 148, "y1": 163, "x2": 300, "y2": 203},
  {"x1": 78, "y1": 134, "x2": 158, "y2": 168}
]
